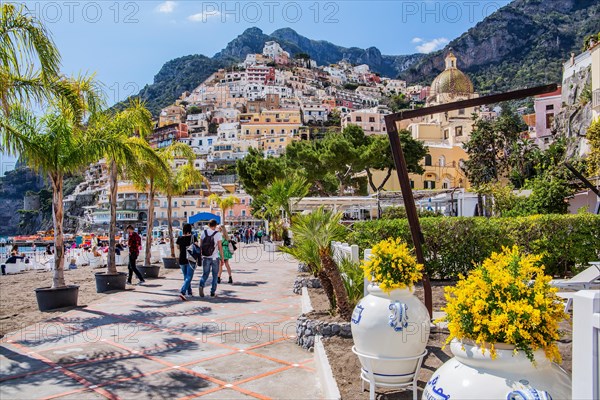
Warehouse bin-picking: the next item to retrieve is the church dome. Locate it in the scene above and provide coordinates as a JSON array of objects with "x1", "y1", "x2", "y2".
[{"x1": 430, "y1": 52, "x2": 474, "y2": 96}]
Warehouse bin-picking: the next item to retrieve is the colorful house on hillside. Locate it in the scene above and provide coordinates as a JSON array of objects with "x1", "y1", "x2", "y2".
[{"x1": 530, "y1": 87, "x2": 562, "y2": 148}]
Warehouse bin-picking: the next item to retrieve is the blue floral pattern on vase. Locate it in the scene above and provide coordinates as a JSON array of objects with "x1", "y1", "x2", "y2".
[{"x1": 388, "y1": 301, "x2": 409, "y2": 332}]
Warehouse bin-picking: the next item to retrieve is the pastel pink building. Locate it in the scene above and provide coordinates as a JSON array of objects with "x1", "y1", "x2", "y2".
[{"x1": 532, "y1": 87, "x2": 562, "y2": 146}]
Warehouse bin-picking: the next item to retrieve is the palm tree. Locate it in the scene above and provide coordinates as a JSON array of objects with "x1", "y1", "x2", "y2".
[
  {"x1": 1, "y1": 4, "x2": 95, "y2": 151},
  {"x1": 155, "y1": 147, "x2": 207, "y2": 258},
  {"x1": 6, "y1": 78, "x2": 103, "y2": 287},
  {"x1": 290, "y1": 207, "x2": 352, "y2": 319},
  {"x1": 131, "y1": 143, "x2": 191, "y2": 266},
  {"x1": 260, "y1": 176, "x2": 309, "y2": 223},
  {"x1": 0, "y1": 3, "x2": 60, "y2": 116},
  {"x1": 88, "y1": 100, "x2": 158, "y2": 275},
  {"x1": 281, "y1": 233, "x2": 336, "y2": 310},
  {"x1": 208, "y1": 194, "x2": 240, "y2": 226}
]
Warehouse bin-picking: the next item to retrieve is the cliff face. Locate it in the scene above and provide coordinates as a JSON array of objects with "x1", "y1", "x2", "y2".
[
  {"x1": 553, "y1": 64, "x2": 593, "y2": 158},
  {"x1": 399, "y1": 0, "x2": 600, "y2": 93},
  {"x1": 0, "y1": 167, "x2": 46, "y2": 236}
]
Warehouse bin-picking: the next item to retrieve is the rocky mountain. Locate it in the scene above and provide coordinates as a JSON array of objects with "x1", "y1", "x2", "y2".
[
  {"x1": 216, "y1": 27, "x2": 423, "y2": 78},
  {"x1": 121, "y1": 27, "x2": 423, "y2": 115},
  {"x1": 399, "y1": 0, "x2": 600, "y2": 93},
  {"x1": 119, "y1": 0, "x2": 599, "y2": 116}
]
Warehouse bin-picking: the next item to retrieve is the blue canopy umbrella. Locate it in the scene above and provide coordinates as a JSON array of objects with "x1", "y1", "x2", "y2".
[{"x1": 187, "y1": 212, "x2": 221, "y2": 225}]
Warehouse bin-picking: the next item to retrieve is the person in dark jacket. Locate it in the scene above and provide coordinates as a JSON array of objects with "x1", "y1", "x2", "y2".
[
  {"x1": 126, "y1": 225, "x2": 145, "y2": 285},
  {"x1": 176, "y1": 223, "x2": 198, "y2": 300}
]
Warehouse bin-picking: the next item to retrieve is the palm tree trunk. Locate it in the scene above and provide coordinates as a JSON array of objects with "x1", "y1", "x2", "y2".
[
  {"x1": 50, "y1": 173, "x2": 66, "y2": 288},
  {"x1": 317, "y1": 268, "x2": 336, "y2": 310},
  {"x1": 319, "y1": 249, "x2": 352, "y2": 320},
  {"x1": 167, "y1": 194, "x2": 175, "y2": 258},
  {"x1": 107, "y1": 160, "x2": 118, "y2": 274},
  {"x1": 144, "y1": 181, "x2": 155, "y2": 266}
]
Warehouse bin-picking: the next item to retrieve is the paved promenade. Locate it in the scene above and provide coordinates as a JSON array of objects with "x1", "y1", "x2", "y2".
[{"x1": 0, "y1": 244, "x2": 320, "y2": 400}]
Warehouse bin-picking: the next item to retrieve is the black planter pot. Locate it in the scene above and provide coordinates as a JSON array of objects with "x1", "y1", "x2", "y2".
[
  {"x1": 35, "y1": 285, "x2": 79, "y2": 311},
  {"x1": 163, "y1": 257, "x2": 179, "y2": 269},
  {"x1": 139, "y1": 265, "x2": 161, "y2": 278},
  {"x1": 95, "y1": 272, "x2": 128, "y2": 293}
]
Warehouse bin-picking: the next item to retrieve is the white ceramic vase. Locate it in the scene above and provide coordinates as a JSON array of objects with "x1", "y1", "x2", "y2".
[
  {"x1": 422, "y1": 340, "x2": 571, "y2": 400},
  {"x1": 351, "y1": 284, "x2": 430, "y2": 384}
]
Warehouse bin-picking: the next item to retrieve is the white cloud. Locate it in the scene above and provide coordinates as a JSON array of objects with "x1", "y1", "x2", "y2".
[
  {"x1": 415, "y1": 37, "x2": 450, "y2": 54},
  {"x1": 187, "y1": 11, "x2": 221, "y2": 22},
  {"x1": 156, "y1": 1, "x2": 176, "y2": 14},
  {"x1": 411, "y1": 37, "x2": 423, "y2": 44}
]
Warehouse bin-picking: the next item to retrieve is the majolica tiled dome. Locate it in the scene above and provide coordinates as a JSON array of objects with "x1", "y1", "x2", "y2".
[{"x1": 431, "y1": 52, "x2": 474, "y2": 96}]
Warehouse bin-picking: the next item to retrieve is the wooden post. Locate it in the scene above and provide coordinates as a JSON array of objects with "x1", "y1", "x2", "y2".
[
  {"x1": 383, "y1": 83, "x2": 559, "y2": 320},
  {"x1": 385, "y1": 120, "x2": 433, "y2": 319}
]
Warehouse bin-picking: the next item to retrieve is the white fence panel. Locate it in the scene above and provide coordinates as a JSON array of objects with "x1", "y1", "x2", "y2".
[{"x1": 572, "y1": 290, "x2": 600, "y2": 400}]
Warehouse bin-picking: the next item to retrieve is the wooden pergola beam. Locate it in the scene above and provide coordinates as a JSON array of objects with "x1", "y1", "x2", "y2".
[{"x1": 384, "y1": 83, "x2": 558, "y2": 318}]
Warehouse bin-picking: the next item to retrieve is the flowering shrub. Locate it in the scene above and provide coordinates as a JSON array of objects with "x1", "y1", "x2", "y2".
[
  {"x1": 441, "y1": 246, "x2": 568, "y2": 363},
  {"x1": 361, "y1": 238, "x2": 423, "y2": 293}
]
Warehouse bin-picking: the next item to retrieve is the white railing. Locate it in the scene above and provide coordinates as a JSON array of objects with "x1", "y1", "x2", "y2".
[
  {"x1": 331, "y1": 241, "x2": 371, "y2": 296},
  {"x1": 592, "y1": 89, "x2": 600, "y2": 111},
  {"x1": 331, "y1": 241, "x2": 359, "y2": 266},
  {"x1": 572, "y1": 290, "x2": 600, "y2": 400}
]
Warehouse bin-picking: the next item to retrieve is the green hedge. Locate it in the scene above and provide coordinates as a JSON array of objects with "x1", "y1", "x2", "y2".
[{"x1": 347, "y1": 214, "x2": 600, "y2": 279}]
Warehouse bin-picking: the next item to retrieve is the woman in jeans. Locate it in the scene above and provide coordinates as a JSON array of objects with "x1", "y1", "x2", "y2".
[{"x1": 176, "y1": 223, "x2": 197, "y2": 301}]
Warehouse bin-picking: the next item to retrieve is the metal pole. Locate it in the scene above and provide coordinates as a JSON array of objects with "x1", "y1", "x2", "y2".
[{"x1": 385, "y1": 119, "x2": 433, "y2": 319}]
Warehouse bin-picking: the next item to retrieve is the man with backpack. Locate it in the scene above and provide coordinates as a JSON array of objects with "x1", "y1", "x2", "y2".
[
  {"x1": 199, "y1": 219, "x2": 224, "y2": 297},
  {"x1": 126, "y1": 225, "x2": 145, "y2": 285}
]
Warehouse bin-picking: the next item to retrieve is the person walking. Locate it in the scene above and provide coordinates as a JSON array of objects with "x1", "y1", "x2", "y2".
[
  {"x1": 256, "y1": 228, "x2": 263, "y2": 244},
  {"x1": 199, "y1": 219, "x2": 224, "y2": 297},
  {"x1": 126, "y1": 225, "x2": 145, "y2": 285},
  {"x1": 176, "y1": 223, "x2": 197, "y2": 301},
  {"x1": 217, "y1": 225, "x2": 234, "y2": 284}
]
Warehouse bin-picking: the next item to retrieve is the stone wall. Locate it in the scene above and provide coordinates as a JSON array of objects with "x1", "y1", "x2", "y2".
[
  {"x1": 292, "y1": 276, "x2": 321, "y2": 295},
  {"x1": 296, "y1": 316, "x2": 352, "y2": 351}
]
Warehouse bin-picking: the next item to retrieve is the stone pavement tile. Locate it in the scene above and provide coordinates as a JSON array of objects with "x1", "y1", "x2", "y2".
[
  {"x1": 187, "y1": 352, "x2": 284, "y2": 383},
  {"x1": 0, "y1": 370, "x2": 84, "y2": 399},
  {"x1": 64, "y1": 354, "x2": 167, "y2": 384},
  {"x1": 151, "y1": 315, "x2": 224, "y2": 337},
  {"x1": 109, "y1": 329, "x2": 198, "y2": 354},
  {"x1": 247, "y1": 340, "x2": 312, "y2": 364},
  {"x1": 195, "y1": 388, "x2": 256, "y2": 399},
  {"x1": 236, "y1": 367, "x2": 321, "y2": 400},
  {"x1": 36, "y1": 341, "x2": 131, "y2": 365},
  {"x1": 53, "y1": 389, "x2": 107, "y2": 399},
  {"x1": 0, "y1": 344, "x2": 49, "y2": 379},
  {"x1": 101, "y1": 368, "x2": 218, "y2": 400},
  {"x1": 214, "y1": 328, "x2": 283, "y2": 350},
  {"x1": 158, "y1": 342, "x2": 234, "y2": 366},
  {"x1": 216, "y1": 312, "x2": 289, "y2": 327}
]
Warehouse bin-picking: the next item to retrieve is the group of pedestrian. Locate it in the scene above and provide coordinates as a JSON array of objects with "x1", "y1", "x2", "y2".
[
  {"x1": 175, "y1": 219, "x2": 236, "y2": 301},
  {"x1": 235, "y1": 226, "x2": 264, "y2": 244}
]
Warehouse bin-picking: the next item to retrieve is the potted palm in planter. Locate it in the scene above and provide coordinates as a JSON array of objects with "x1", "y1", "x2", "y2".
[
  {"x1": 350, "y1": 237, "x2": 430, "y2": 385},
  {"x1": 288, "y1": 207, "x2": 353, "y2": 319},
  {"x1": 425, "y1": 246, "x2": 571, "y2": 399},
  {"x1": 130, "y1": 143, "x2": 189, "y2": 277},
  {"x1": 90, "y1": 100, "x2": 159, "y2": 292},
  {"x1": 157, "y1": 152, "x2": 207, "y2": 269},
  {"x1": 253, "y1": 177, "x2": 308, "y2": 251},
  {"x1": 6, "y1": 76, "x2": 103, "y2": 310}
]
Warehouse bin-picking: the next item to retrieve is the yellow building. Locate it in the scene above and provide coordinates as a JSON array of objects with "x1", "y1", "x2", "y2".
[
  {"x1": 158, "y1": 105, "x2": 186, "y2": 128},
  {"x1": 370, "y1": 51, "x2": 480, "y2": 193},
  {"x1": 240, "y1": 109, "x2": 301, "y2": 139},
  {"x1": 369, "y1": 146, "x2": 470, "y2": 192}
]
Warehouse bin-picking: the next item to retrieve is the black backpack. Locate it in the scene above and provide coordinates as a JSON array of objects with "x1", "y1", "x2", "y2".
[{"x1": 201, "y1": 230, "x2": 217, "y2": 257}]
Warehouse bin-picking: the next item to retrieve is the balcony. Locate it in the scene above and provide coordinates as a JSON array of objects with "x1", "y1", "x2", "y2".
[{"x1": 593, "y1": 89, "x2": 600, "y2": 111}]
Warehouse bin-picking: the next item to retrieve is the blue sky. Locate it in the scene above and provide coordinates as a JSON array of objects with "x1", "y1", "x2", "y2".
[{"x1": 18, "y1": 0, "x2": 511, "y2": 105}]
